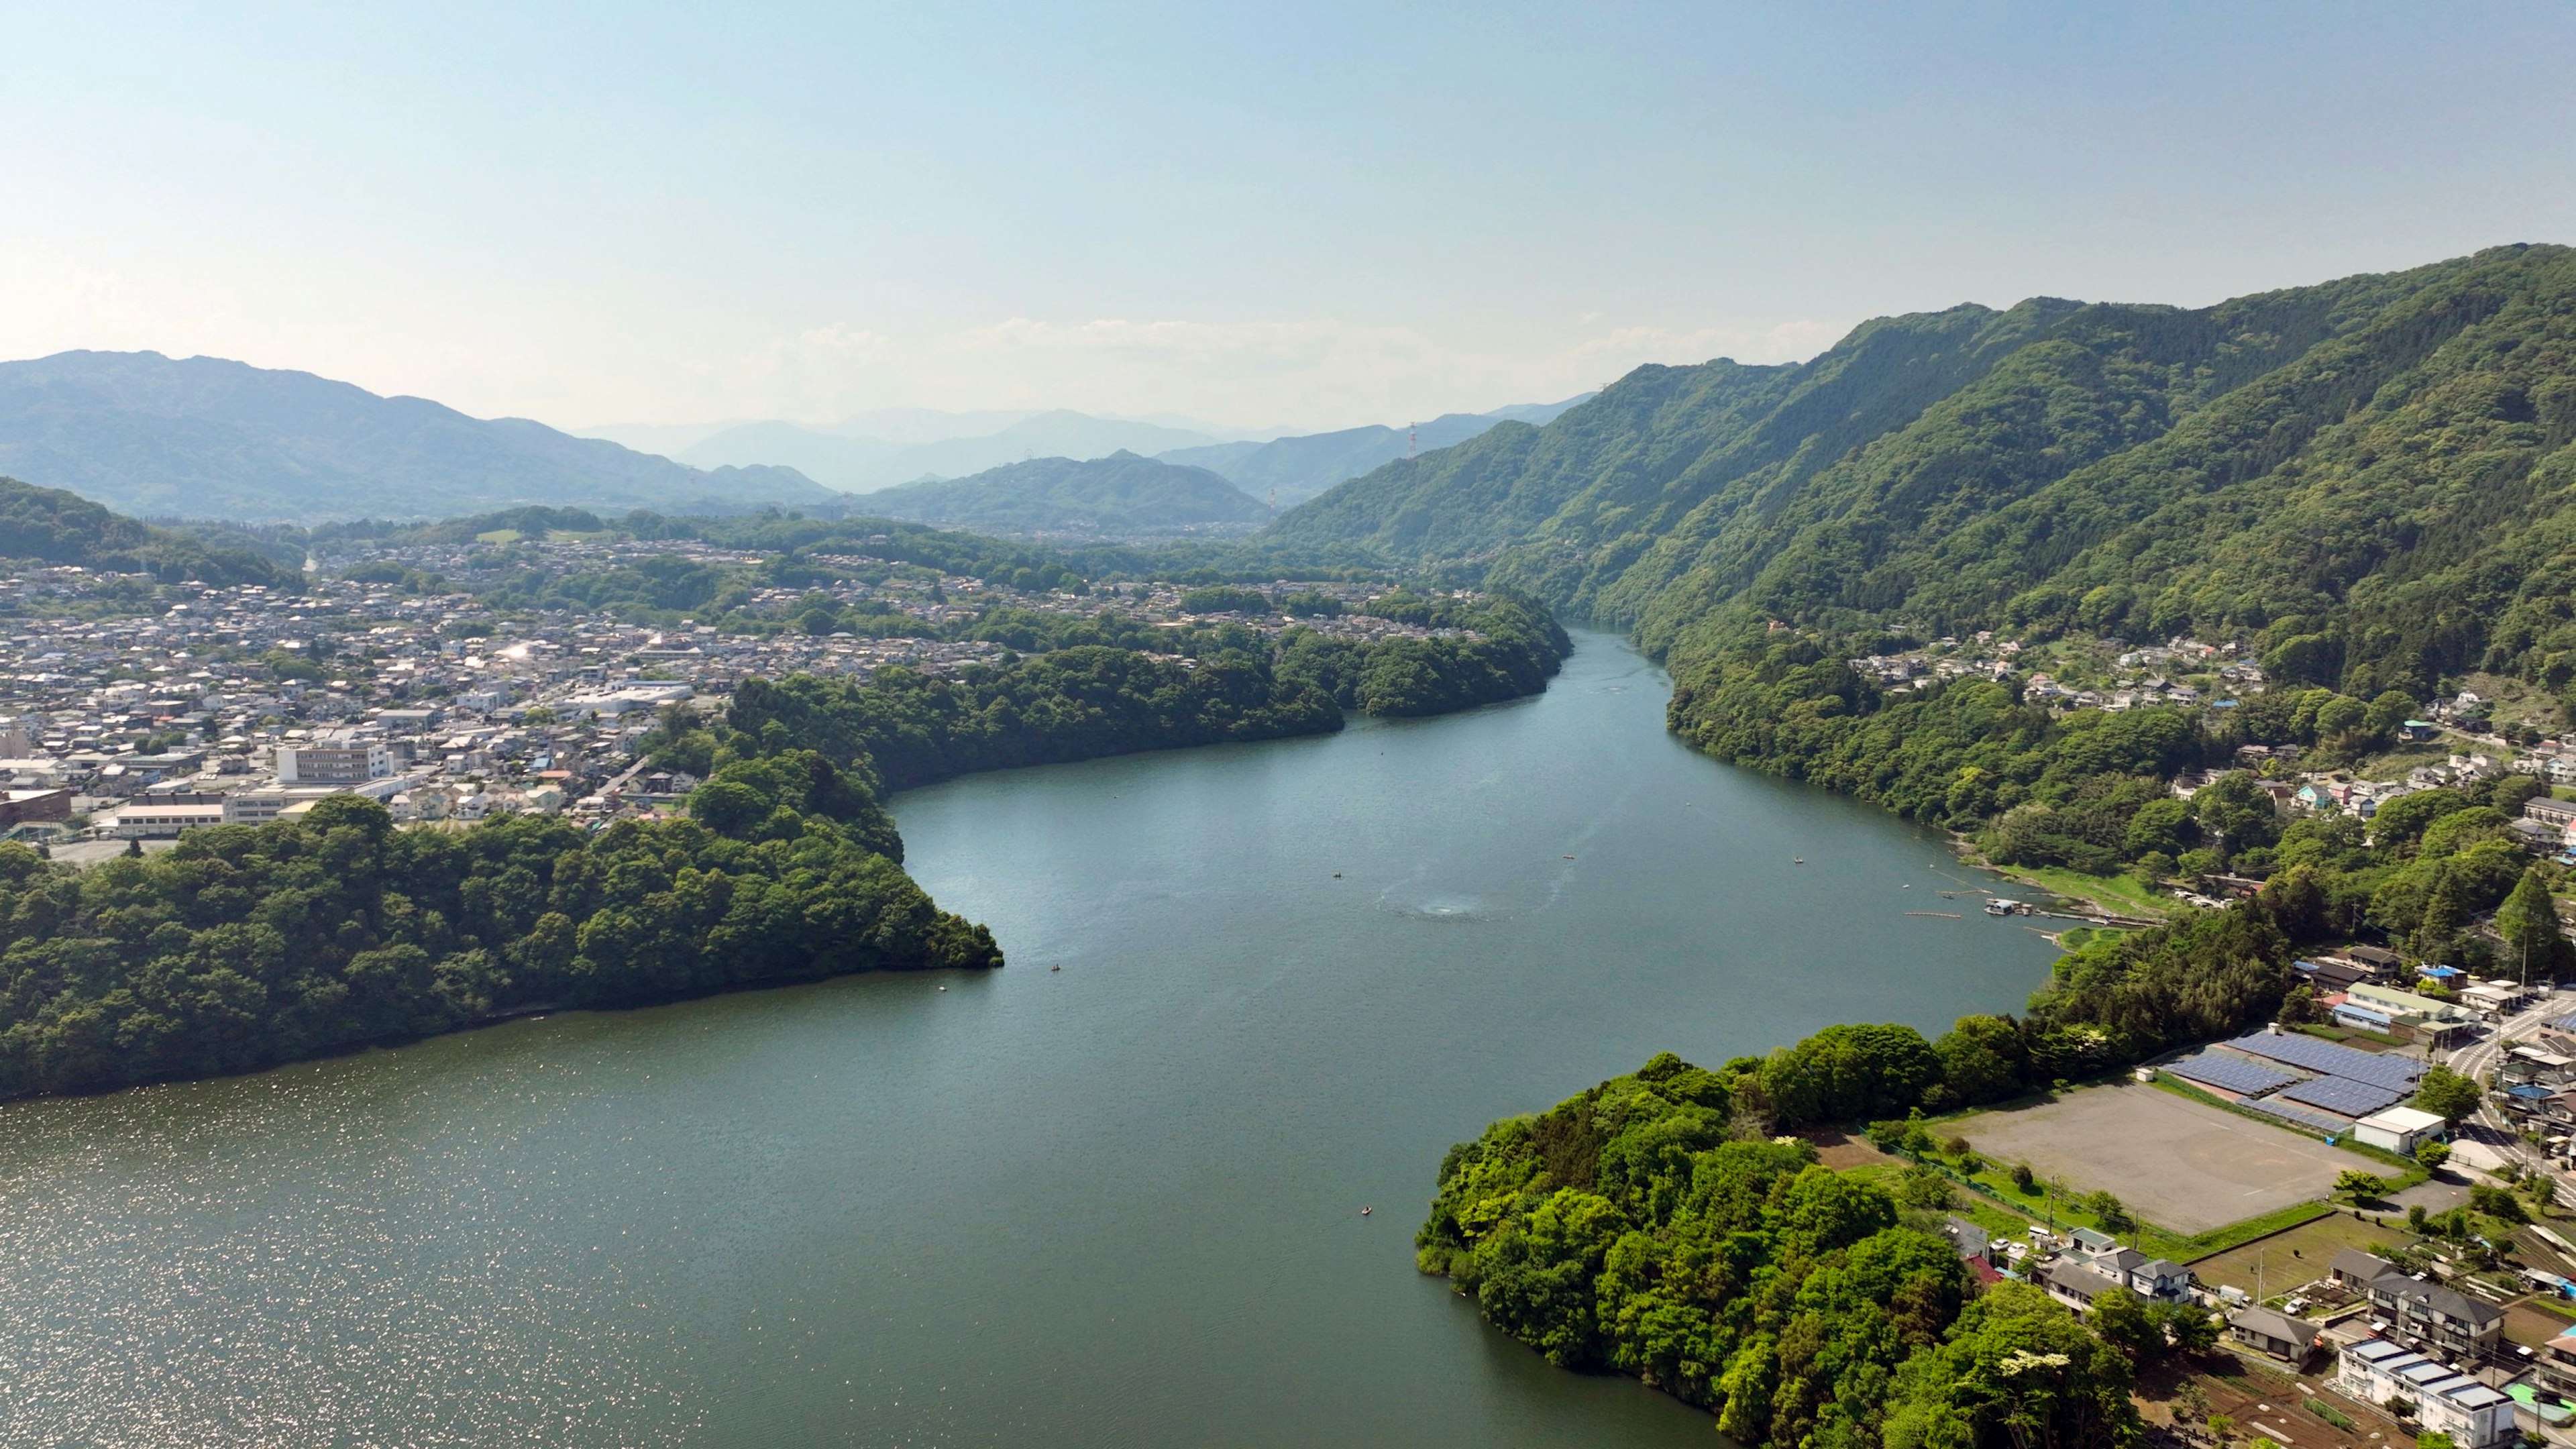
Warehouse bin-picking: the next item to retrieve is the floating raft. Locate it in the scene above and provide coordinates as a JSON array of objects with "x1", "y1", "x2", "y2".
[{"x1": 1906, "y1": 910, "x2": 1964, "y2": 919}]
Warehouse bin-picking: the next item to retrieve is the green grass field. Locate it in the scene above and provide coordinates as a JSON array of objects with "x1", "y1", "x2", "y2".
[
  {"x1": 1939, "y1": 1154, "x2": 2334, "y2": 1262},
  {"x1": 1996, "y1": 865, "x2": 2176, "y2": 920}
]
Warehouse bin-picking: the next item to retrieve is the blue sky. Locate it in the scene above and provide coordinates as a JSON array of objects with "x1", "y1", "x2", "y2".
[{"x1": 4, "y1": 3, "x2": 2572, "y2": 433}]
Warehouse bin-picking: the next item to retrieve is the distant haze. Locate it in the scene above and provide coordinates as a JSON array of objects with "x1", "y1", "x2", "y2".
[
  {"x1": 3, "y1": 9, "x2": 2569, "y2": 431},
  {"x1": 0, "y1": 351, "x2": 835, "y2": 522},
  {"x1": 654, "y1": 411, "x2": 1240, "y2": 492},
  {"x1": 588, "y1": 397, "x2": 1589, "y2": 501}
]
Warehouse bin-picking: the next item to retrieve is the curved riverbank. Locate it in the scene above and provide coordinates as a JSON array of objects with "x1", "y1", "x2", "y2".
[{"x1": 0, "y1": 631, "x2": 2057, "y2": 1446}]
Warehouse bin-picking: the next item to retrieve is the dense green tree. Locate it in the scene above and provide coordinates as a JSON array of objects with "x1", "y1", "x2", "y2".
[
  {"x1": 2496, "y1": 867, "x2": 2576, "y2": 981},
  {"x1": 1761, "y1": 1024, "x2": 1943, "y2": 1128},
  {"x1": 2413, "y1": 1066, "x2": 2483, "y2": 1126},
  {"x1": 1421, "y1": 1061, "x2": 2020, "y2": 1449},
  {"x1": 1879, "y1": 1283, "x2": 2143, "y2": 1449},
  {"x1": 0, "y1": 787, "x2": 999, "y2": 1102}
]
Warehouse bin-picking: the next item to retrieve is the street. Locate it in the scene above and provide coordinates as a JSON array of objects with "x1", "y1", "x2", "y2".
[{"x1": 2447, "y1": 985, "x2": 2576, "y2": 1180}]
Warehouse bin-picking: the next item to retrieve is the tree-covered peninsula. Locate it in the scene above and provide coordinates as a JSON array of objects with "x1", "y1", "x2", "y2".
[
  {"x1": 1415, "y1": 879, "x2": 2379, "y2": 1447},
  {"x1": 0, "y1": 758, "x2": 999, "y2": 1101},
  {"x1": 647, "y1": 591, "x2": 1569, "y2": 792},
  {"x1": 1419, "y1": 1056, "x2": 2142, "y2": 1449}
]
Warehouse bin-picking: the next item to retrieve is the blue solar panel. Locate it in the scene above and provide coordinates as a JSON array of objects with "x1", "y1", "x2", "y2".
[
  {"x1": 2165, "y1": 1049, "x2": 2298, "y2": 1097},
  {"x1": 2225, "y1": 1032, "x2": 2424, "y2": 1091},
  {"x1": 2275, "y1": 1075, "x2": 2406, "y2": 1118},
  {"x1": 2552, "y1": 1014, "x2": 2576, "y2": 1034},
  {"x1": 2245, "y1": 1095, "x2": 2352, "y2": 1136}
]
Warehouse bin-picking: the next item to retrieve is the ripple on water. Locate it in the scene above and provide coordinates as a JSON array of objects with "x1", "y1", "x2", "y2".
[{"x1": 0, "y1": 1043, "x2": 700, "y2": 1447}]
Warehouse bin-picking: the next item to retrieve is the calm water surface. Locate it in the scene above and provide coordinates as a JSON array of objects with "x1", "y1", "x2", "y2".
[{"x1": 0, "y1": 633, "x2": 2058, "y2": 1446}]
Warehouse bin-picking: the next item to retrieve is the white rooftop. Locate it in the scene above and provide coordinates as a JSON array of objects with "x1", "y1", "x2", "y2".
[{"x1": 2358, "y1": 1106, "x2": 2447, "y2": 1133}]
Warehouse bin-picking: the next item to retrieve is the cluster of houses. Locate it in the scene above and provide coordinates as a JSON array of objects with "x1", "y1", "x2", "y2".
[
  {"x1": 0, "y1": 533, "x2": 1516, "y2": 851},
  {"x1": 1931, "y1": 1216, "x2": 2532, "y2": 1447},
  {"x1": 1845, "y1": 633, "x2": 2262, "y2": 712}
]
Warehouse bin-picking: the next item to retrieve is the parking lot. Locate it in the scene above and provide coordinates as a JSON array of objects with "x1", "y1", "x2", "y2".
[{"x1": 1951, "y1": 1083, "x2": 2379, "y2": 1234}]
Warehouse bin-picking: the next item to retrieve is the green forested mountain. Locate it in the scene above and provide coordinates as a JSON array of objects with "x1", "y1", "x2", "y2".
[
  {"x1": 0, "y1": 475, "x2": 292, "y2": 587},
  {"x1": 1271, "y1": 245, "x2": 2576, "y2": 701},
  {"x1": 1156, "y1": 396, "x2": 1592, "y2": 508},
  {"x1": 861, "y1": 451, "x2": 1272, "y2": 535}
]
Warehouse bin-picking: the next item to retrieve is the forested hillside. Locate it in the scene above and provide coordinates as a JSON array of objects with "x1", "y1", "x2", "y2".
[
  {"x1": 1271, "y1": 245, "x2": 2576, "y2": 704},
  {"x1": 0, "y1": 775, "x2": 1000, "y2": 1101},
  {"x1": 859, "y1": 451, "x2": 1271, "y2": 535},
  {"x1": 647, "y1": 592, "x2": 1570, "y2": 792},
  {"x1": 0, "y1": 475, "x2": 292, "y2": 587}
]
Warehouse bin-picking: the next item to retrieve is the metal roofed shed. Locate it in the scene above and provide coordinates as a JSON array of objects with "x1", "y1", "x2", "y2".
[
  {"x1": 2163, "y1": 1049, "x2": 2298, "y2": 1097},
  {"x1": 2275, "y1": 1074, "x2": 2408, "y2": 1119},
  {"x1": 2224, "y1": 1030, "x2": 2425, "y2": 1091},
  {"x1": 2353, "y1": 1105, "x2": 2448, "y2": 1155}
]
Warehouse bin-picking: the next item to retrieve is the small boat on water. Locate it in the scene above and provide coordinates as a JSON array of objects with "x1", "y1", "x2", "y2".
[
  {"x1": 1792, "y1": 857, "x2": 1805, "y2": 865},
  {"x1": 1360, "y1": 1207, "x2": 1373, "y2": 1216}
]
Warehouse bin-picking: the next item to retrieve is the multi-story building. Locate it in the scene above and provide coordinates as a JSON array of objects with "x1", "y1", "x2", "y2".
[
  {"x1": 276, "y1": 736, "x2": 392, "y2": 786},
  {"x1": 2360, "y1": 1273, "x2": 2506, "y2": 1362},
  {"x1": 2337, "y1": 1339, "x2": 2516, "y2": 1449}
]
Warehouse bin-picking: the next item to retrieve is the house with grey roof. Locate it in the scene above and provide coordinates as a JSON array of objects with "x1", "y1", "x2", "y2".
[
  {"x1": 2039, "y1": 1258, "x2": 2123, "y2": 1316},
  {"x1": 2360, "y1": 1273, "x2": 2505, "y2": 1361},
  {"x1": 2063, "y1": 1231, "x2": 2192, "y2": 1303},
  {"x1": 2331, "y1": 1248, "x2": 2396, "y2": 1291},
  {"x1": 2228, "y1": 1305, "x2": 2322, "y2": 1365}
]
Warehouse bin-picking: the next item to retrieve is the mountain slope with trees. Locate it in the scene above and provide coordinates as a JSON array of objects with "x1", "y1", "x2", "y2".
[
  {"x1": 0, "y1": 475, "x2": 293, "y2": 587},
  {"x1": 1157, "y1": 396, "x2": 1592, "y2": 508},
  {"x1": 857, "y1": 451, "x2": 1274, "y2": 534},
  {"x1": 1269, "y1": 245, "x2": 2576, "y2": 707}
]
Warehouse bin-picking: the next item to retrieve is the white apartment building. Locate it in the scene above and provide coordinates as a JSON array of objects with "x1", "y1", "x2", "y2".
[
  {"x1": 2336, "y1": 1339, "x2": 2516, "y2": 1449},
  {"x1": 275, "y1": 737, "x2": 392, "y2": 786}
]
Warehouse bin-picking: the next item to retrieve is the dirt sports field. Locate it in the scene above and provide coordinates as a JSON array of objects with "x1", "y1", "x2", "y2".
[{"x1": 1952, "y1": 1083, "x2": 2373, "y2": 1234}]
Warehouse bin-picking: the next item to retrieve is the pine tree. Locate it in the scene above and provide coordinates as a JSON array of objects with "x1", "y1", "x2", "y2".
[
  {"x1": 2495, "y1": 867, "x2": 2575, "y2": 983},
  {"x1": 2413, "y1": 861, "x2": 2470, "y2": 963}
]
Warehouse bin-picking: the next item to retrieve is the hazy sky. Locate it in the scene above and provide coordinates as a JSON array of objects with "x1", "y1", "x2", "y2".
[{"x1": 5, "y1": 3, "x2": 2573, "y2": 435}]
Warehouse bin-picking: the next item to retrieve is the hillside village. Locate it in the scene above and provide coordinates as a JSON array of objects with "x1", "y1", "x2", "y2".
[{"x1": 1847, "y1": 631, "x2": 2576, "y2": 890}]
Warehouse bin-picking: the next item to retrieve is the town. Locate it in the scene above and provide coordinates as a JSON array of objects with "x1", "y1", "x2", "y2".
[{"x1": 0, "y1": 535, "x2": 1489, "y2": 858}]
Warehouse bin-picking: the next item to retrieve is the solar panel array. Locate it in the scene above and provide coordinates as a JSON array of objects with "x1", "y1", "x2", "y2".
[
  {"x1": 2224, "y1": 1032, "x2": 2424, "y2": 1091},
  {"x1": 2165, "y1": 1049, "x2": 2298, "y2": 1097},
  {"x1": 2245, "y1": 1095, "x2": 2355, "y2": 1136},
  {"x1": 2275, "y1": 1075, "x2": 2407, "y2": 1118},
  {"x1": 2552, "y1": 1014, "x2": 2576, "y2": 1034}
]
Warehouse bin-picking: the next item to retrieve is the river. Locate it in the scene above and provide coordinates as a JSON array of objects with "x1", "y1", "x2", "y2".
[{"x1": 0, "y1": 632, "x2": 2058, "y2": 1446}]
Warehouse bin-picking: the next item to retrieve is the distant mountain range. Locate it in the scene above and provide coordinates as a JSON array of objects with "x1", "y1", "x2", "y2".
[
  {"x1": 0, "y1": 352, "x2": 837, "y2": 522},
  {"x1": 591, "y1": 396, "x2": 1591, "y2": 502},
  {"x1": 1159, "y1": 397, "x2": 1591, "y2": 508},
  {"x1": 857, "y1": 451, "x2": 1271, "y2": 535},
  {"x1": 653, "y1": 411, "x2": 1235, "y2": 492}
]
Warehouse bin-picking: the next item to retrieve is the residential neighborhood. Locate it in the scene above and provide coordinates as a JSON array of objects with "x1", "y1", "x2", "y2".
[{"x1": 0, "y1": 539, "x2": 1487, "y2": 855}]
